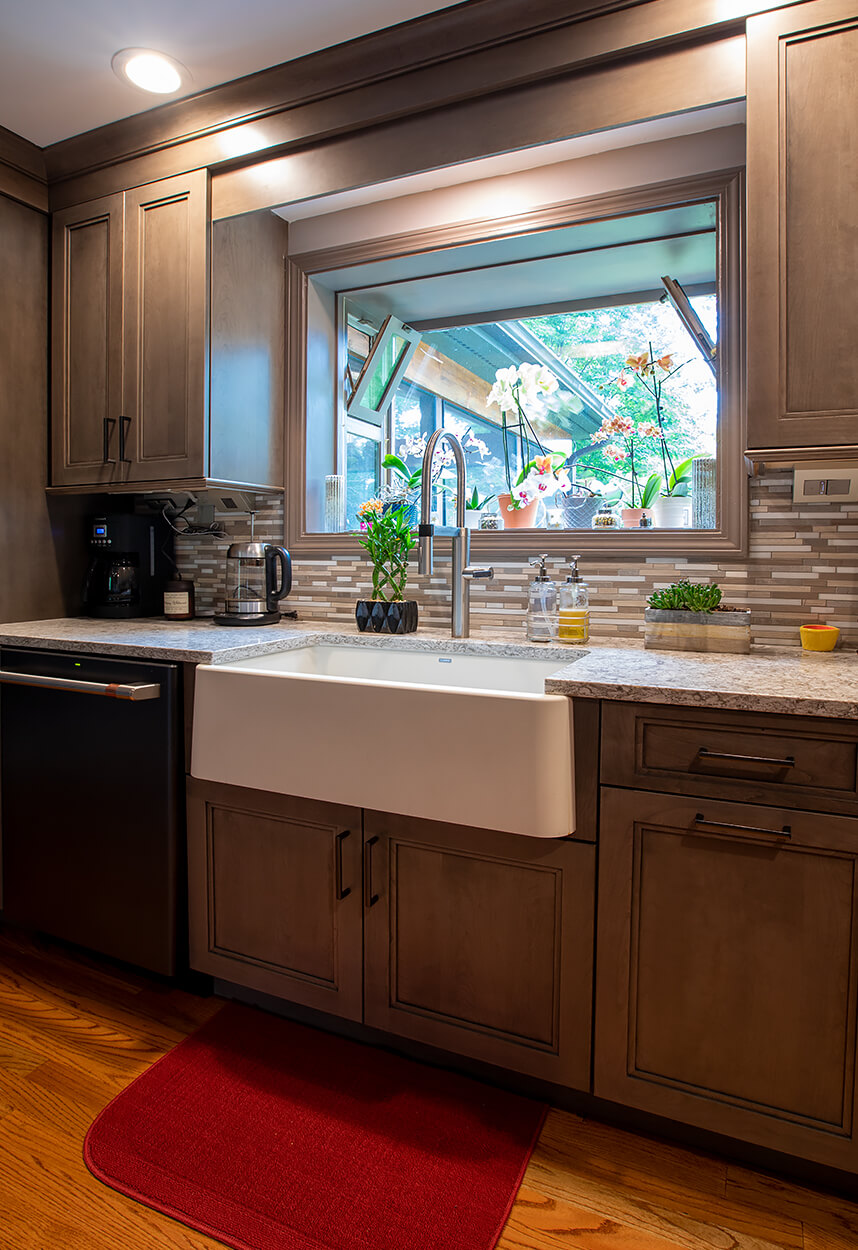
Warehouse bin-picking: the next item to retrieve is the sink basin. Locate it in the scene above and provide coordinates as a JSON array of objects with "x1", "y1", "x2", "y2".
[{"x1": 192, "y1": 642, "x2": 576, "y2": 838}]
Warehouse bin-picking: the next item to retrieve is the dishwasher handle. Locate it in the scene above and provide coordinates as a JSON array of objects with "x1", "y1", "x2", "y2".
[{"x1": 0, "y1": 669, "x2": 160, "y2": 701}]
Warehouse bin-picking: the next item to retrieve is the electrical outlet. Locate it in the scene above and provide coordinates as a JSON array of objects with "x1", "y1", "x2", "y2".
[{"x1": 793, "y1": 464, "x2": 858, "y2": 504}]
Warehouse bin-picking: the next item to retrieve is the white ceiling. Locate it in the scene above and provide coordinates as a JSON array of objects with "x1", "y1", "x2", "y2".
[{"x1": 0, "y1": 0, "x2": 463, "y2": 147}]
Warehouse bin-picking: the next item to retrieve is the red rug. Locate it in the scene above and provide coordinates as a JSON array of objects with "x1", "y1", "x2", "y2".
[{"x1": 84, "y1": 1002, "x2": 546, "y2": 1250}]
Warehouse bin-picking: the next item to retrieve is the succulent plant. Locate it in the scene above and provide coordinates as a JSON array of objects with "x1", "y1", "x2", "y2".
[{"x1": 647, "y1": 580, "x2": 723, "y2": 613}]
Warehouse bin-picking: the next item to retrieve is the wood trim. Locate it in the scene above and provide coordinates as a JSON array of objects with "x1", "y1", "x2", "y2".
[
  {"x1": 43, "y1": 0, "x2": 755, "y2": 198},
  {"x1": 0, "y1": 126, "x2": 48, "y2": 212},
  {"x1": 748, "y1": 445, "x2": 858, "y2": 465},
  {"x1": 211, "y1": 35, "x2": 746, "y2": 221},
  {"x1": 285, "y1": 168, "x2": 747, "y2": 559},
  {"x1": 291, "y1": 171, "x2": 741, "y2": 275}
]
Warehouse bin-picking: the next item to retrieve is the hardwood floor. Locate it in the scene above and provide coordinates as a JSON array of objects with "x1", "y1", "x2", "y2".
[{"x1": 1, "y1": 928, "x2": 857, "y2": 1250}]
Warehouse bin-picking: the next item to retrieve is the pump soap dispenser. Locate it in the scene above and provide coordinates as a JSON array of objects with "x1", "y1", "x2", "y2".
[
  {"x1": 557, "y1": 556, "x2": 589, "y2": 643},
  {"x1": 526, "y1": 554, "x2": 557, "y2": 642}
]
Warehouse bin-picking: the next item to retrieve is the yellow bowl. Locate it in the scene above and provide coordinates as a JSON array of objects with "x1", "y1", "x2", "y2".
[{"x1": 800, "y1": 624, "x2": 840, "y2": 651}]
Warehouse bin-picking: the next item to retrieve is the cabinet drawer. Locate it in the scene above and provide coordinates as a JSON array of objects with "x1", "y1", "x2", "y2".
[{"x1": 601, "y1": 701, "x2": 858, "y2": 813}]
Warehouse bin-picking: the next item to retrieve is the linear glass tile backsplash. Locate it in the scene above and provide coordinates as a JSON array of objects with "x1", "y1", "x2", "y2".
[{"x1": 175, "y1": 474, "x2": 858, "y2": 647}]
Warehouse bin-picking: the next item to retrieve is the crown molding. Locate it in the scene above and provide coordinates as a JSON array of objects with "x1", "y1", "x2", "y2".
[{"x1": 0, "y1": 125, "x2": 48, "y2": 212}]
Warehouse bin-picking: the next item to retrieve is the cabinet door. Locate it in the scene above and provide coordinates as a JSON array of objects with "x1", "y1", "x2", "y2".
[
  {"x1": 363, "y1": 811, "x2": 594, "y2": 1089},
  {"x1": 187, "y1": 780, "x2": 363, "y2": 1021},
  {"x1": 596, "y1": 788, "x2": 858, "y2": 1169},
  {"x1": 122, "y1": 171, "x2": 208, "y2": 483},
  {"x1": 51, "y1": 194, "x2": 124, "y2": 486},
  {"x1": 747, "y1": 1, "x2": 858, "y2": 453}
]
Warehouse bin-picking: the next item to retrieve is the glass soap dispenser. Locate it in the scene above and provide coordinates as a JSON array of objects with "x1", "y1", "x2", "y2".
[
  {"x1": 557, "y1": 556, "x2": 589, "y2": 644},
  {"x1": 526, "y1": 554, "x2": 557, "y2": 642}
]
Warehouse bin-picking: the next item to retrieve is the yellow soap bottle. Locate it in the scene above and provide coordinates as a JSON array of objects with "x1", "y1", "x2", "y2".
[{"x1": 557, "y1": 556, "x2": 589, "y2": 644}]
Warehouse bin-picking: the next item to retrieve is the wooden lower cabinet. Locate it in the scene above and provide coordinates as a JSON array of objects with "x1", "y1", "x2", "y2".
[
  {"x1": 187, "y1": 779, "x2": 363, "y2": 1020},
  {"x1": 363, "y1": 811, "x2": 594, "y2": 1088},
  {"x1": 188, "y1": 782, "x2": 594, "y2": 1089},
  {"x1": 595, "y1": 787, "x2": 858, "y2": 1170}
]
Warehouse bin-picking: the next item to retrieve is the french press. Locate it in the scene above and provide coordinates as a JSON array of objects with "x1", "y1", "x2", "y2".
[{"x1": 213, "y1": 513, "x2": 292, "y2": 626}]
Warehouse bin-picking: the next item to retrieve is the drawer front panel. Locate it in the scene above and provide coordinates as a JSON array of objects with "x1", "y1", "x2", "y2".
[{"x1": 602, "y1": 702, "x2": 858, "y2": 809}]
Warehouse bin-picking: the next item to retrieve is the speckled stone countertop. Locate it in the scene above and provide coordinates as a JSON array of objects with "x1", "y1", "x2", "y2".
[
  {"x1": 2, "y1": 618, "x2": 858, "y2": 717},
  {"x1": 545, "y1": 643, "x2": 858, "y2": 719},
  {"x1": 0, "y1": 617, "x2": 576, "y2": 665}
]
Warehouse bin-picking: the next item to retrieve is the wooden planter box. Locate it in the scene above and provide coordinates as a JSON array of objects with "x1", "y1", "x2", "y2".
[{"x1": 644, "y1": 608, "x2": 751, "y2": 654}]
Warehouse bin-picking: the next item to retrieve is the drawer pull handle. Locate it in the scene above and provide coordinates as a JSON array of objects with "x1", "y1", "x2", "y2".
[
  {"x1": 102, "y1": 416, "x2": 116, "y2": 465},
  {"x1": 696, "y1": 747, "x2": 795, "y2": 768},
  {"x1": 334, "y1": 829, "x2": 351, "y2": 901},
  {"x1": 695, "y1": 813, "x2": 791, "y2": 839}
]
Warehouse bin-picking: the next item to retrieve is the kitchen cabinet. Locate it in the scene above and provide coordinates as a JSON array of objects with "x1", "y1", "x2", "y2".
[
  {"x1": 187, "y1": 780, "x2": 364, "y2": 1020},
  {"x1": 363, "y1": 810, "x2": 594, "y2": 1088},
  {"x1": 51, "y1": 176, "x2": 287, "y2": 492},
  {"x1": 187, "y1": 780, "x2": 595, "y2": 1089},
  {"x1": 595, "y1": 787, "x2": 858, "y2": 1171},
  {"x1": 746, "y1": 0, "x2": 858, "y2": 457}
]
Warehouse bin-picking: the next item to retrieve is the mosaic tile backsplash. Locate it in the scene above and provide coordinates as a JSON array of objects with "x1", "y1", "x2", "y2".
[{"x1": 176, "y1": 473, "x2": 858, "y2": 648}]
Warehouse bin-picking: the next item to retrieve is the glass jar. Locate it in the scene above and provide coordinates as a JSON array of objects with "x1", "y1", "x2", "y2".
[{"x1": 591, "y1": 502, "x2": 621, "y2": 529}]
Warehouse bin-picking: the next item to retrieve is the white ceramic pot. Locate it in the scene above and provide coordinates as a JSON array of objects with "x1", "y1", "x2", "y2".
[
  {"x1": 464, "y1": 511, "x2": 482, "y2": 530},
  {"x1": 651, "y1": 494, "x2": 691, "y2": 528}
]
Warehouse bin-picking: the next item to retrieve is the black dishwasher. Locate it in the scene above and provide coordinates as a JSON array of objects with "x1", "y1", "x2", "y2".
[{"x1": 0, "y1": 647, "x2": 184, "y2": 975}]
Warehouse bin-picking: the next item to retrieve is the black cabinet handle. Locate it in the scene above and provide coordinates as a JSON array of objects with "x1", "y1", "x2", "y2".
[
  {"x1": 695, "y1": 813, "x2": 791, "y2": 839},
  {"x1": 103, "y1": 417, "x2": 116, "y2": 464},
  {"x1": 335, "y1": 830, "x2": 351, "y2": 901},
  {"x1": 696, "y1": 747, "x2": 795, "y2": 768},
  {"x1": 364, "y1": 836, "x2": 379, "y2": 908},
  {"x1": 118, "y1": 415, "x2": 132, "y2": 464}
]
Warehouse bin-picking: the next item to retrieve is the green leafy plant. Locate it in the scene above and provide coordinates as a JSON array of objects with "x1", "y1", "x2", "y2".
[
  {"x1": 640, "y1": 473, "x2": 663, "y2": 509},
  {"x1": 382, "y1": 453, "x2": 422, "y2": 497},
  {"x1": 647, "y1": 580, "x2": 723, "y2": 612},
  {"x1": 466, "y1": 486, "x2": 495, "y2": 511},
  {"x1": 356, "y1": 501, "x2": 416, "y2": 601},
  {"x1": 664, "y1": 457, "x2": 694, "y2": 498}
]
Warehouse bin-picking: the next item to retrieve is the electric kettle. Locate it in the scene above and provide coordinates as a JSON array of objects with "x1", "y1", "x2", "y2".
[{"x1": 213, "y1": 541, "x2": 292, "y2": 626}]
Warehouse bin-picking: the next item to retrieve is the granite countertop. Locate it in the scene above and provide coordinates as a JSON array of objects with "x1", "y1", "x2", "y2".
[
  {"x1": 545, "y1": 643, "x2": 858, "y2": 719},
  {"x1": 0, "y1": 617, "x2": 573, "y2": 665},
  {"x1": 2, "y1": 617, "x2": 858, "y2": 717}
]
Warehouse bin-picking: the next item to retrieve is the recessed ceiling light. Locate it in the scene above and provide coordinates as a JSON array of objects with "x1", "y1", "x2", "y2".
[{"x1": 111, "y1": 48, "x2": 190, "y2": 95}]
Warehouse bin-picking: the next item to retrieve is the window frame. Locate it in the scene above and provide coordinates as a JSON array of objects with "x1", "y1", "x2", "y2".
[{"x1": 285, "y1": 168, "x2": 747, "y2": 558}]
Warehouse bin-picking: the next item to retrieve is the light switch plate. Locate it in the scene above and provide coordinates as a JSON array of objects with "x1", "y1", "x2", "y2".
[{"x1": 793, "y1": 463, "x2": 858, "y2": 504}]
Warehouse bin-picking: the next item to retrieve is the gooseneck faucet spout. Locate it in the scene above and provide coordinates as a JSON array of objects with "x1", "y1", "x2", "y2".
[{"x1": 417, "y1": 430, "x2": 493, "y2": 638}]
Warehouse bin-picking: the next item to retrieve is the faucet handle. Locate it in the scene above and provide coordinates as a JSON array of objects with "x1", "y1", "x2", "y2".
[{"x1": 464, "y1": 565, "x2": 494, "y2": 580}]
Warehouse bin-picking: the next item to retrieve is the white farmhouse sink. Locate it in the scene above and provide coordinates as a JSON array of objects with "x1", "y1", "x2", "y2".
[{"x1": 192, "y1": 643, "x2": 576, "y2": 838}]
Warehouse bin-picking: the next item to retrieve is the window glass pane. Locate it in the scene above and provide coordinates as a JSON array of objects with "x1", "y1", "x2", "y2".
[
  {"x1": 345, "y1": 429, "x2": 380, "y2": 530},
  {"x1": 308, "y1": 197, "x2": 723, "y2": 534}
]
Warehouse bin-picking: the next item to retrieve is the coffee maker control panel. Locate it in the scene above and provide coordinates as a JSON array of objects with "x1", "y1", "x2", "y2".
[{"x1": 90, "y1": 518, "x2": 112, "y2": 547}]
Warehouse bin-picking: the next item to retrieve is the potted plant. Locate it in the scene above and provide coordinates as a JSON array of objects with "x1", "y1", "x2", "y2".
[
  {"x1": 354, "y1": 500, "x2": 418, "y2": 634},
  {"x1": 464, "y1": 486, "x2": 495, "y2": 529},
  {"x1": 644, "y1": 580, "x2": 751, "y2": 653},
  {"x1": 486, "y1": 363, "x2": 573, "y2": 527},
  {"x1": 619, "y1": 347, "x2": 697, "y2": 528}
]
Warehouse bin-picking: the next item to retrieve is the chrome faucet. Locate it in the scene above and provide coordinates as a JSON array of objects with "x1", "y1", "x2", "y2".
[{"x1": 418, "y1": 430, "x2": 494, "y2": 638}]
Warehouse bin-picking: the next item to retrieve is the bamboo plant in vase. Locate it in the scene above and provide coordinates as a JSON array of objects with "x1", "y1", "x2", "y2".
[
  {"x1": 354, "y1": 500, "x2": 418, "y2": 634},
  {"x1": 486, "y1": 363, "x2": 572, "y2": 528}
]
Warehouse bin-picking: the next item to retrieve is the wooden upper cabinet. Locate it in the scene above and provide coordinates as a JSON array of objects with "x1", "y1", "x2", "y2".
[
  {"x1": 51, "y1": 172, "x2": 287, "y2": 491},
  {"x1": 595, "y1": 788, "x2": 858, "y2": 1170},
  {"x1": 747, "y1": 1, "x2": 858, "y2": 455},
  {"x1": 122, "y1": 174, "x2": 208, "y2": 483},
  {"x1": 51, "y1": 193, "x2": 124, "y2": 487}
]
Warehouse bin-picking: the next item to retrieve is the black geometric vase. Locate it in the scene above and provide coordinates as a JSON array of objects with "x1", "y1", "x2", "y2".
[{"x1": 355, "y1": 600, "x2": 419, "y2": 634}]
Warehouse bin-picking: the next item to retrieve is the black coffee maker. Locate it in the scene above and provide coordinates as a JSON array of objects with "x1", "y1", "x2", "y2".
[{"x1": 82, "y1": 513, "x2": 174, "y2": 618}]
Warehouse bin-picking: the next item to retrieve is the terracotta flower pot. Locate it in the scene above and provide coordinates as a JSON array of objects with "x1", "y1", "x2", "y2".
[
  {"x1": 621, "y1": 507, "x2": 645, "y2": 528},
  {"x1": 497, "y1": 493, "x2": 540, "y2": 529}
]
